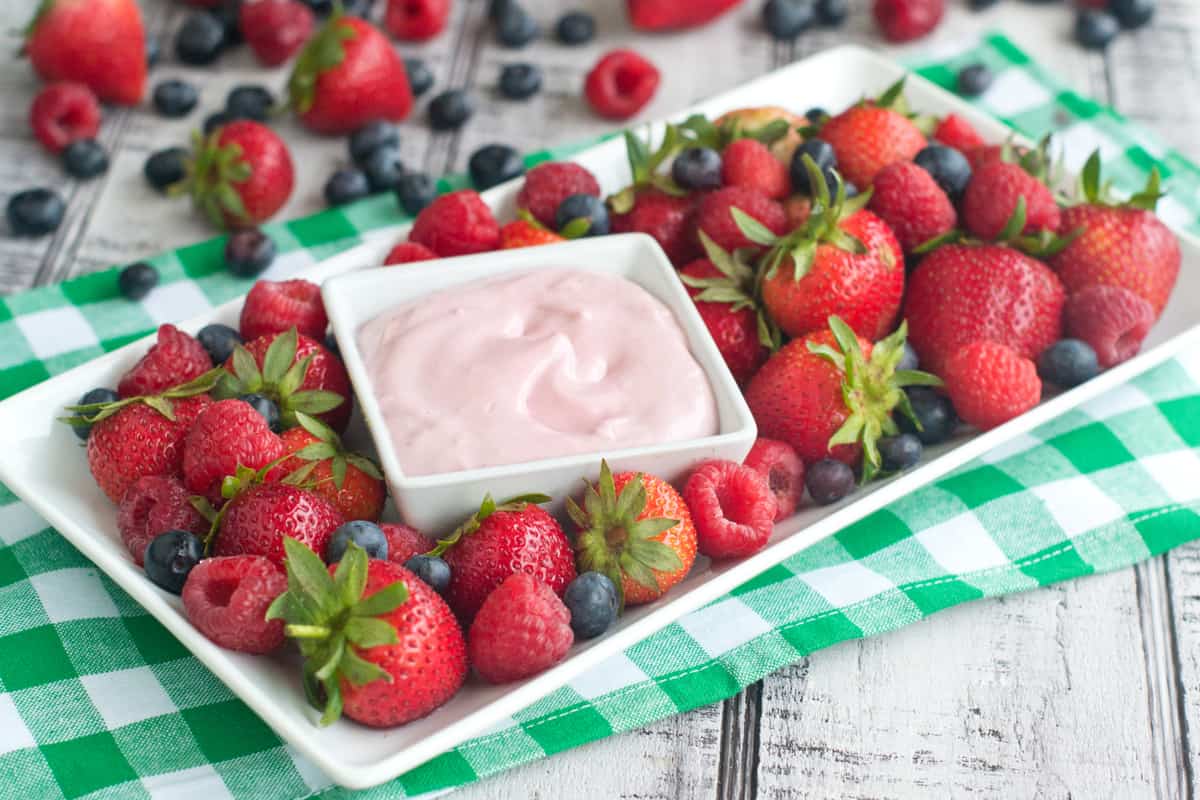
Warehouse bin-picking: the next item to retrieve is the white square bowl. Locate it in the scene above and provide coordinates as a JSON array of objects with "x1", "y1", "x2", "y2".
[{"x1": 323, "y1": 234, "x2": 757, "y2": 531}]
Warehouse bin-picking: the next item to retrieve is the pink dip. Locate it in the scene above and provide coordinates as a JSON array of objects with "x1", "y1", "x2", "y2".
[{"x1": 357, "y1": 268, "x2": 719, "y2": 476}]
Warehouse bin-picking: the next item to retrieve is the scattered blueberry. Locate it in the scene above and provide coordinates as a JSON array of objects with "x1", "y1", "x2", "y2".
[
  {"x1": 815, "y1": 0, "x2": 848, "y2": 26},
  {"x1": 555, "y1": 193, "x2": 610, "y2": 237},
  {"x1": 396, "y1": 172, "x2": 438, "y2": 216},
  {"x1": 238, "y1": 393, "x2": 281, "y2": 431},
  {"x1": 1111, "y1": 0, "x2": 1155, "y2": 29},
  {"x1": 63, "y1": 139, "x2": 109, "y2": 179},
  {"x1": 6, "y1": 188, "x2": 65, "y2": 237},
  {"x1": 898, "y1": 341, "x2": 919, "y2": 372},
  {"x1": 429, "y1": 89, "x2": 475, "y2": 130},
  {"x1": 362, "y1": 147, "x2": 406, "y2": 193},
  {"x1": 913, "y1": 144, "x2": 972, "y2": 201},
  {"x1": 175, "y1": 13, "x2": 226, "y2": 65},
  {"x1": 563, "y1": 572, "x2": 618, "y2": 639},
  {"x1": 790, "y1": 138, "x2": 837, "y2": 195},
  {"x1": 404, "y1": 57, "x2": 435, "y2": 97},
  {"x1": 203, "y1": 110, "x2": 236, "y2": 134},
  {"x1": 224, "y1": 229, "x2": 276, "y2": 277},
  {"x1": 144, "y1": 147, "x2": 188, "y2": 192},
  {"x1": 805, "y1": 458, "x2": 856, "y2": 505},
  {"x1": 495, "y1": 2, "x2": 539, "y2": 48},
  {"x1": 897, "y1": 386, "x2": 958, "y2": 445},
  {"x1": 1075, "y1": 9, "x2": 1120, "y2": 50},
  {"x1": 468, "y1": 143, "x2": 525, "y2": 190},
  {"x1": 879, "y1": 433, "x2": 923, "y2": 472},
  {"x1": 152, "y1": 79, "x2": 199, "y2": 117},
  {"x1": 405, "y1": 555, "x2": 451, "y2": 596},
  {"x1": 804, "y1": 107, "x2": 828, "y2": 125},
  {"x1": 1037, "y1": 339, "x2": 1100, "y2": 388},
  {"x1": 555, "y1": 11, "x2": 595, "y2": 44},
  {"x1": 324, "y1": 168, "x2": 371, "y2": 206},
  {"x1": 327, "y1": 520, "x2": 389, "y2": 562},
  {"x1": 197, "y1": 323, "x2": 243, "y2": 365},
  {"x1": 957, "y1": 63, "x2": 994, "y2": 97},
  {"x1": 225, "y1": 84, "x2": 274, "y2": 121},
  {"x1": 763, "y1": 0, "x2": 815, "y2": 40},
  {"x1": 349, "y1": 121, "x2": 401, "y2": 166},
  {"x1": 145, "y1": 33, "x2": 161, "y2": 67},
  {"x1": 499, "y1": 63, "x2": 543, "y2": 100},
  {"x1": 72, "y1": 387, "x2": 119, "y2": 440},
  {"x1": 144, "y1": 530, "x2": 204, "y2": 594},
  {"x1": 672, "y1": 147, "x2": 723, "y2": 191},
  {"x1": 118, "y1": 262, "x2": 159, "y2": 301}
]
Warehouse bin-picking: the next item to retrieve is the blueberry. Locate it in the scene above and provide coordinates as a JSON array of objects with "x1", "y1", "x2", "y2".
[
  {"x1": 203, "y1": 110, "x2": 236, "y2": 135},
  {"x1": 301, "y1": 0, "x2": 334, "y2": 15},
  {"x1": 1075, "y1": 10, "x2": 1120, "y2": 50},
  {"x1": 913, "y1": 145, "x2": 972, "y2": 202},
  {"x1": 805, "y1": 459, "x2": 856, "y2": 505},
  {"x1": 495, "y1": 3, "x2": 539, "y2": 47},
  {"x1": 1111, "y1": 0, "x2": 1155, "y2": 29},
  {"x1": 428, "y1": 89, "x2": 475, "y2": 130},
  {"x1": 790, "y1": 139, "x2": 837, "y2": 195},
  {"x1": 843, "y1": 182, "x2": 859, "y2": 198},
  {"x1": 224, "y1": 229, "x2": 276, "y2": 277},
  {"x1": 63, "y1": 139, "x2": 109, "y2": 179},
  {"x1": 210, "y1": 0, "x2": 244, "y2": 46},
  {"x1": 175, "y1": 13, "x2": 226, "y2": 65},
  {"x1": 197, "y1": 323, "x2": 243, "y2": 365},
  {"x1": 563, "y1": 572, "x2": 618, "y2": 639},
  {"x1": 968, "y1": 0, "x2": 999, "y2": 8},
  {"x1": 349, "y1": 121, "x2": 401, "y2": 166},
  {"x1": 341, "y1": 0, "x2": 372, "y2": 16},
  {"x1": 145, "y1": 33, "x2": 161, "y2": 67},
  {"x1": 226, "y1": 84, "x2": 274, "y2": 121},
  {"x1": 327, "y1": 521, "x2": 388, "y2": 562},
  {"x1": 238, "y1": 393, "x2": 281, "y2": 431},
  {"x1": 555, "y1": 193, "x2": 609, "y2": 237},
  {"x1": 956, "y1": 63, "x2": 994, "y2": 97},
  {"x1": 763, "y1": 0, "x2": 815, "y2": 40},
  {"x1": 118, "y1": 262, "x2": 159, "y2": 301},
  {"x1": 404, "y1": 57, "x2": 435, "y2": 97},
  {"x1": 152, "y1": 79, "x2": 199, "y2": 117},
  {"x1": 144, "y1": 530, "x2": 204, "y2": 594},
  {"x1": 405, "y1": 555, "x2": 451, "y2": 595},
  {"x1": 362, "y1": 147, "x2": 406, "y2": 193},
  {"x1": 1037, "y1": 339, "x2": 1100, "y2": 388},
  {"x1": 897, "y1": 386, "x2": 957, "y2": 445},
  {"x1": 804, "y1": 107, "x2": 828, "y2": 125},
  {"x1": 324, "y1": 168, "x2": 371, "y2": 206},
  {"x1": 488, "y1": 0, "x2": 513, "y2": 21},
  {"x1": 897, "y1": 341, "x2": 919, "y2": 372},
  {"x1": 396, "y1": 172, "x2": 438, "y2": 216},
  {"x1": 815, "y1": 0, "x2": 848, "y2": 26},
  {"x1": 468, "y1": 143, "x2": 525, "y2": 190},
  {"x1": 72, "y1": 387, "x2": 119, "y2": 440},
  {"x1": 144, "y1": 147, "x2": 188, "y2": 192},
  {"x1": 6, "y1": 188, "x2": 65, "y2": 237},
  {"x1": 879, "y1": 433, "x2": 923, "y2": 472},
  {"x1": 499, "y1": 63, "x2": 542, "y2": 100},
  {"x1": 671, "y1": 147, "x2": 723, "y2": 191},
  {"x1": 555, "y1": 11, "x2": 595, "y2": 44}
]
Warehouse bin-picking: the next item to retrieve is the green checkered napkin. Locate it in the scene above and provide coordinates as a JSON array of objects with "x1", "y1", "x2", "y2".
[{"x1": 2, "y1": 34, "x2": 1199, "y2": 800}]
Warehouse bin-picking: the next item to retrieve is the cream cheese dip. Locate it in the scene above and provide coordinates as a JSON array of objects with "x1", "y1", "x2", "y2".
[{"x1": 357, "y1": 268, "x2": 719, "y2": 476}]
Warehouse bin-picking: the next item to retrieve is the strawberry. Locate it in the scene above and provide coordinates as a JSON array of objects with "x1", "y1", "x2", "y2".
[
  {"x1": 24, "y1": 0, "x2": 147, "y2": 105},
  {"x1": 383, "y1": 241, "x2": 438, "y2": 265},
  {"x1": 964, "y1": 144, "x2": 1014, "y2": 173},
  {"x1": 713, "y1": 106, "x2": 805, "y2": 164},
  {"x1": 500, "y1": 219, "x2": 566, "y2": 249},
  {"x1": 903, "y1": 244, "x2": 1066, "y2": 375},
  {"x1": 180, "y1": 122, "x2": 295, "y2": 230},
  {"x1": 695, "y1": 186, "x2": 787, "y2": 254},
  {"x1": 683, "y1": 460, "x2": 776, "y2": 559},
  {"x1": 1050, "y1": 152, "x2": 1180, "y2": 317},
  {"x1": 818, "y1": 81, "x2": 927, "y2": 187},
  {"x1": 117, "y1": 475, "x2": 208, "y2": 566},
  {"x1": 721, "y1": 138, "x2": 790, "y2": 200},
  {"x1": 279, "y1": 413, "x2": 385, "y2": 522},
  {"x1": 382, "y1": 523, "x2": 429, "y2": 566},
  {"x1": 214, "y1": 482, "x2": 343, "y2": 565},
  {"x1": 409, "y1": 190, "x2": 501, "y2": 257},
  {"x1": 240, "y1": 279, "x2": 328, "y2": 342},
  {"x1": 29, "y1": 82, "x2": 100, "y2": 154},
  {"x1": 941, "y1": 340, "x2": 1041, "y2": 430},
  {"x1": 218, "y1": 328, "x2": 352, "y2": 433},
  {"x1": 468, "y1": 573, "x2": 574, "y2": 684},
  {"x1": 868, "y1": 160, "x2": 956, "y2": 254},
  {"x1": 516, "y1": 162, "x2": 602, "y2": 228},
  {"x1": 1064, "y1": 285, "x2": 1155, "y2": 368},
  {"x1": 182, "y1": 556, "x2": 287, "y2": 654},
  {"x1": 962, "y1": 160, "x2": 1061, "y2": 241},
  {"x1": 118, "y1": 324, "x2": 212, "y2": 399},
  {"x1": 182, "y1": 399, "x2": 287, "y2": 503},
  {"x1": 240, "y1": 0, "x2": 314, "y2": 67},
  {"x1": 873, "y1": 0, "x2": 945, "y2": 42},
  {"x1": 610, "y1": 188, "x2": 698, "y2": 265},
  {"x1": 431, "y1": 494, "x2": 575, "y2": 623},
  {"x1": 585, "y1": 49, "x2": 660, "y2": 120},
  {"x1": 933, "y1": 113, "x2": 986, "y2": 152},
  {"x1": 744, "y1": 317, "x2": 938, "y2": 477},
  {"x1": 288, "y1": 11, "x2": 413, "y2": 135},
  {"x1": 569, "y1": 460, "x2": 697, "y2": 607},
  {"x1": 385, "y1": 0, "x2": 450, "y2": 40},
  {"x1": 781, "y1": 194, "x2": 813, "y2": 229},
  {"x1": 627, "y1": 0, "x2": 743, "y2": 30}
]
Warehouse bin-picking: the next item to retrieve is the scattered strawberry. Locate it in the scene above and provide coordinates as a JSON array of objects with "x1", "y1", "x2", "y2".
[
  {"x1": 743, "y1": 438, "x2": 805, "y2": 520},
  {"x1": 1064, "y1": 285, "x2": 1155, "y2": 368},
  {"x1": 941, "y1": 340, "x2": 1041, "y2": 431},
  {"x1": 610, "y1": 188, "x2": 698, "y2": 265},
  {"x1": 873, "y1": 0, "x2": 945, "y2": 42},
  {"x1": 694, "y1": 186, "x2": 788, "y2": 253},
  {"x1": 721, "y1": 139, "x2": 790, "y2": 200},
  {"x1": 24, "y1": 0, "x2": 147, "y2": 105},
  {"x1": 180, "y1": 121, "x2": 295, "y2": 230},
  {"x1": 627, "y1": 0, "x2": 743, "y2": 30},
  {"x1": 29, "y1": 82, "x2": 100, "y2": 154},
  {"x1": 279, "y1": 413, "x2": 385, "y2": 521},
  {"x1": 117, "y1": 475, "x2": 208, "y2": 566},
  {"x1": 868, "y1": 160, "x2": 956, "y2": 254},
  {"x1": 516, "y1": 162, "x2": 602, "y2": 228},
  {"x1": 585, "y1": 49, "x2": 660, "y2": 120},
  {"x1": 570, "y1": 461, "x2": 697, "y2": 607},
  {"x1": 468, "y1": 573, "x2": 574, "y2": 684},
  {"x1": 933, "y1": 113, "x2": 986, "y2": 152},
  {"x1": 215, "y1": 482, "x2": 343, "y2": 565},
  {"x1": 240, "y1": 0, "x2": 315, "y2": 67},
  {"x1": 382, "y1": 523, "x2": 429, "y2": 565},
  {"x1": 384, "y1": 241, "x2": 438, "y2": 265},
  {"x1": 182, "y1": 399, "x2": 287, "y2": 502},
  {"x1": 683, "y1": 460, "x2": 776, "y2": 559},
  {"x1": 679, "y1": 239, "x2": 769, "y2": 385},
  {"x1": 818, "y1": 82, "x2": 927, "y2": 187},
  {"x1": 409, "y1": 190, "x2": 501, "y2": 257},
  {"x1": 500, "y1": 219, "x2": 566, "y2": 249},
  {"x1": 118, "y1": 324, "x2": 212, "y2": 399},
  {"x1": 962, "y1": 160, "x2": 1062, "y2": 242},
  {"x1": 240, "y1": 279, "x2": 328, "y2": 342},
  {"x1": 385, "y1": 0, "x2": 450, "y2": 40},
  {"x1": 183, "y1": 555, "x2": 287, "y2": 653}
]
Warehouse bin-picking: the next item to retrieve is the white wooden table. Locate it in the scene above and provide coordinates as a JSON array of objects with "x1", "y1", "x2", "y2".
[{"x1": 3, "y1": 1, "x2": 1200, "y2": 796}]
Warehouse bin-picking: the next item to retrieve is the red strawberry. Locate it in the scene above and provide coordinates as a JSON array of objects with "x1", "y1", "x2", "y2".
[
  {"x1": 873, "y1": 0, "x2": 945, "y2": 42},
  {"x1": 1064, "y1": 285, "x2": 1155, "y2": 368},
  {"x1": 683, "y1": 460, "x2": 776, "y2": 559},
  {"x1": 933, "y1": 113, "x2": 986, "y2": 152},
  {"x1": 903, "y1": 244, "x2": 1066, "y2": 375},
  {"x1": 118, "y1": 324, "x2": 212, "y2": 399},
  {"x1": 240, "y1": 279, "x2": 328, "y2": 342},
  {"x1": 182, "y1": 121, "x2": 295, "y2": 230},
  {"x1": 713, "y1": 106, "x2": 806, "y2": 164},
  {"x1": 781, "y1": 194, "x2": 812, "y2": 229},
  {"x1": 610, "y1": 188, "x2": 699, "y2": 265},
  {"x1": 500, "y1": 219, "x2": 566, "y2": 249},
  {"x1": 278, "y1": 415, "x2": 385, "y2": 522},
  {"x1": 742, "y1": 437, "x2": 805, "y2": 520},
  {"x1": 24, "y1": 0, "x2": 146, "y2": 105},
  {"x1": 435, "y1": 495, "x2": 575, "y2": 623},
  {"x1": 721, "y1": 139, "x2": 790, "y2": 200},
  {"x1": 117, "y1": 475, "x2": 208, "y2": 566},
  {"x1": 585, "y1": 49, "x2": 660, "y2": 120},
  {"x1": 385, "y1": 0, "x2": 450, "y2": 40},
  {"x1": 215, "y1": 483, "x2": 343, "y2": 565},
  {"x1": 288, "y1": 12, "x2": 413, "y2": 135},
  {"x1": 868, "y1": 160, "x2": 956, "y2": 254},
  {"x1": 695, "y1": 186, "x2": 788, "y2": 254},
  {"x1": 182, "y1": 399, "x2": 287, "y2": 502},
  {"x1": 182, "y1": 556, "x2": 287, "y2": 654},
  {"x1": 819, "y1": 87, "x2": 927, "y2": 187},
  {"x1": 409, "y1": 190, "x2": 500, "y2": 257},
  {"x1": 679, "y1": 245, "x2": 769, "y2": 385},
  {"x1": 962, "y1": 161, "x2": 1061, "y2": 241},
  {"x1": 240, "y1": 0, "x2": 314, "y2": 67},
  {"x1": 516, "y1": 162, "x2": 602, "y2": 228},
  {"x1": 29, "y1": 82, "x2": 100, "y2": 154},
  {"x1": 941, "y1": 340, "x2": 1041, "y2": 430},
  {"x1": 382, "y1": 523, "x2": 429, "y2": 565},
  {"x1": 627, "y1": 0, "x2": 743, "y2": 30},
  {"x1": 384, "y1": 241, "x2": 438, "y2": 265},
  {"x1": 468, "y1": 573, "x2": 574, "y2": 684}
]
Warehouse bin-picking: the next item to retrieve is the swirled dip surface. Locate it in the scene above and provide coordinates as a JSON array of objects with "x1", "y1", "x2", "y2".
[{"x1": 357, "y1": 268, "x2": 719, "y2": 476}]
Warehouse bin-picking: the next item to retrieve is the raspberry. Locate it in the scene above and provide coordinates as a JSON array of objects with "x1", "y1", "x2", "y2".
[
  {"x1": 868, "y1": 161, "x2": 956, "y2": 253},
  {"x1": 873, "y1": 0, "x2": 945, "y2": 42},
  {"x1": 962, "y1": 161, "x2": 1061, "y2": 241},
  {"x1": 409, "y1": 190, "x2": 501, "y2": 257},
  {"x1": 720, "y1": 139, "x2": 790, "y2": 200},
  {"x1": 384, "y1": 241, "x2": 438, "y2": 265},
  {"x1": 584, "y1": 49, "x2": 660, "y2": 120},
  {"x1": 382, "y1": 523, "x2": 430, "y2": 565},
  {"x1": 182, "y1": 555, "x2": 287, "y2": 653},
  {"x1": 933, "y1": 113, "x2": 986, "y2": 152},
  {"x1": 30, "y1": 82, "x2": 101, "y2": 154},
  {"x1": 117, "y1": 324, "x2": 212, "y2": 399},
  {"x1": 742, "y1": 438, "x2": 805, "y2": 520},
  {"x1": 467, "y1": 573, "x2": 574, "y2": 684},
  {"x1": 695, "y1": 186, "x2": 788, "y2": 254},
  {"x1": 516, "y1": 162, "x2": 602, "y2": 228},
  {"x1": 182, "y1": 399, "x2": 286, "y2": 502},
  {"x1": 1064, "y1": 285, "x2": 1155, "y2": 368},
  {"x1": 117, "y1": 475, "x2": 208, "y2": 566},
  {"x1": 385, "y1": 0, "x2": 450, "y2": 40},
  {"x1": 941, "y1": 340, "x2": 1041, "y2": 431},
  {"x1": 239, "y1": 280, "x2": 328, "y2": 342},
  {"x1": 964, "y1": 144, "x2": 1006, "y2": 173},
  {"x1": 611, "y1": 189, "x2": 699, "y2": 265},
  {"x1": 683, "y1": 460, "x2": 777, "y2": 559},
  {"x1": 240, "y1": 0, "x2": 314, "y2": 67}
]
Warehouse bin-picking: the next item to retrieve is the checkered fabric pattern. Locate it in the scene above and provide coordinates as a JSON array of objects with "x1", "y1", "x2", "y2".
[{"x1": 1, "y1": 34, "x2": 1199, "y2": 799}]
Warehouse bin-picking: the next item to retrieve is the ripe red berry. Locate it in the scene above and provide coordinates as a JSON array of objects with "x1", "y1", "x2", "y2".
[
  {"x1": 742, "y1": 438, "x2": 805, "y2": 520},
  {"x1": 29, "y1": 81, "x2": 101, "y2": 154},
  {"x1": 721, "y1": 139, "x2": 790, "y2": 200},
  {"x1": 868, "y1": 161, "x2": 956, "y2": 254},
  {"x1": 118, "y1": 475, "x2": 209, "y2": 566},
  {"x1": 933, "y1": 113, "x2": 986, "y2": 152},
  {"x1": 182, "y1": 399, "x2": 287, "y2": 501},
  {"x1": 383, "y1": 241, "x2": 438, "y2": 265},
  {"x1": 584, "y1": 49, "x2": 660, "y2": 120},
  {"x1": 382, "y1": 523, "x2": 430, "y2": 565},
  {"x1": 610, "y1": 188, "x2": 699, "y2": 265},
  {"x1": 941, "y1": 340, "x2": 1041, "y2": 431},
  {"x1": 409, "y1": 190, "x2": 501, "y2": 257},
  {"x1": 516, "y1": 162, "x2": 602, "y2": 228},
  {"x1": 873, "y1": 0, "x2": 945, "y2": 43},
  {"x1": 239, "y1": 279, "x2": 328, "y2": 342},
  {"x1": 695, "y1": 186, "x2": 788, "y2": 254},
  {"x1": 684, "y1": 460, "x2": 777, "y2": 559},
  {"x1": 182, "y1": 555, "x2": 288, "y2": 653},
  {"x1": 117, "y1": 324, "x2": 212, "y2": 399},
  {"x1": 385, "y1": 0, "x2": 450, "y2": 40},
  {"x1": 962, "y1": 161, "x2": 1061, "y2": 241},
  {"x1": 468, "y1": 573, "x2": 574, "y2": 684},
  {"x1": 1064, "y1": 285, "x2": 1155, "y2": 368},
  {"x1": 240, "y1": 0, "x2": 314, "y2": 67}
]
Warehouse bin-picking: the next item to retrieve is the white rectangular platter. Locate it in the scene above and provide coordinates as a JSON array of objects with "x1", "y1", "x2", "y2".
[{"x1": 1, "y1": 44, "x2": 1199, "y2": 790}]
